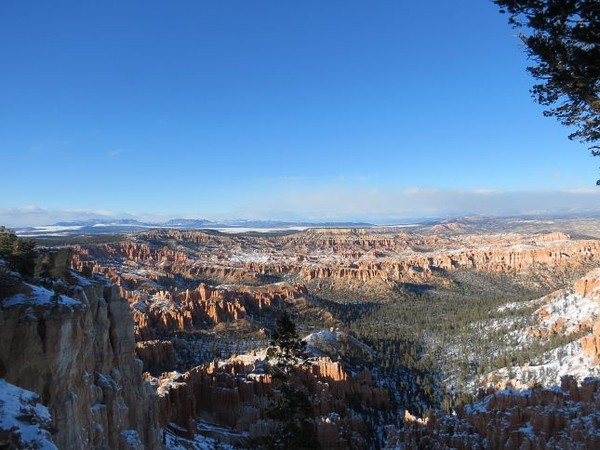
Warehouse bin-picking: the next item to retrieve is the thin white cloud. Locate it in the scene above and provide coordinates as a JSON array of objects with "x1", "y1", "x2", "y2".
[
  {"x1": 2, "y1": 187, "x2": 600, "y2": 227},
  {"x1": 472, "y1": 188, "x2": 503, "y2": 195},
  {"x1": 258, "y1": 186, "x2": 600, "y2": 222},
  {"x1": 278, "y1": 176, "x2": 306, "y2": 182},
  {"x1": 0, "y1": 207, "x2": 158, "y2": 228},
  {"x1": 565, "y1": 187, "x2": 600, "y2": 195}
]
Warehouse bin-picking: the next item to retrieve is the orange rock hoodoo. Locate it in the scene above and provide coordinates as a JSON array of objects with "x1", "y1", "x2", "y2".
[
  {"x1": 127, "y1": 282, "x2": 306, "y2": 340},
  {"x1": 71, "y1": 230, "x2": 600, "y2": 290},
  {"x1": 153, "y1": 355, "x2": 388, "y2": 448}
]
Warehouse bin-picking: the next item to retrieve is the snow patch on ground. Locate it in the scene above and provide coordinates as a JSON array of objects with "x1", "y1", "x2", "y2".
[
  {"x1": 215, "y1": 227, "x2": 308, "y2": 234},
  {"x1": 67, "y1": 270, "x2": 93, "y2": 287},
  {"x1": 163, "y1": 424, "x2": 237, "y2": 449},
  {"x1": 486, "y1": 340, "x2": 600, "y2": 388},
  {"x1": 25, "y1": 225, "x2": 84, "y2": 233},
  {"x1": 479, "y1": 289, "x2": 600, "y2": 390},
  {"x1": 497, "y1": 295, "x2": 546, "y2": 313},
  {"x1": 304, "y1": 329, "x2": 374, "y2": 359},
  {"x1": 2, "y1": 283, "x2": 81, "y2": 308},
  {"x1": 224, "y1": 349, "x2": 268, "y2": 367},
  {"x1": 120, "y1": 429, "x2": 142, "y2": 447},
  {"x1": 0, "y1": 378, "x2": 57, "y2": 449},
  {"x1": 228, "y1": 252, "x2": 272, "y2": 264},
  {"x1": 156, "y1": 372, "x2": 186, "y2": 397},
  {"x1": 536, "y1": 292, "x2": 600, "y2": 334}
]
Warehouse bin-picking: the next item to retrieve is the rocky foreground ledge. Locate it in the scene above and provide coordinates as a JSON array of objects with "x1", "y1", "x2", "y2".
[
  {"x1": 1, "y1": 249, "x2": 391, "y2": 449},
  {"x1": 0, "y1": 250, "x2": 161, "y2": 449}
]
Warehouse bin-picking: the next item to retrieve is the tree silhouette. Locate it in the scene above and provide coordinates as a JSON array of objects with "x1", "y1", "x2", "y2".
[
  {"x1": 262, "y1": 312, "x2": 319, "y2": 449},
  {"x1": 266, "y1": 312, "x2": 308, "y2": 373},
  {"x1": 494, "y1": 0, "x2": 600, "y2": 179}
]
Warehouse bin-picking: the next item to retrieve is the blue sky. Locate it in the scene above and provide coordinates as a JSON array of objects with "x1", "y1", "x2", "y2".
[{"x1": 1, "y1": 0, "x2": 599, "y2": 226}]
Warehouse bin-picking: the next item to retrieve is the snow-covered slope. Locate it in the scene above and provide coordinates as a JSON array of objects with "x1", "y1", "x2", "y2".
[
  {"x1": 304, "y1": 329, "x2": 374, "y2": 360},
  {"x1": 3, "y1": 283, "x2": 81, "y2": 308},
  {"x1": 0, "y1": 378, "x2": 57, "y2": 449},
  {"x1": 480, "y1": 286, "x2": 600, "y2": 389},
  {"x1": 403, "y1": 376, "x2": 600, "y2": 449}
]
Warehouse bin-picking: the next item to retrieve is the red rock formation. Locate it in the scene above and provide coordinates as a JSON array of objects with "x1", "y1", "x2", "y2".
[
  {"x1": 135, "y1": 340, "x2": 176, "y2": 374},
  {"x1": 582, "y1": 320, "x2": 600, "y2": 364},
  {"x1": 153, "y1": 355, "x2": 388, "y2": 448},
  {"x1": 574, "y1": 267, "x2": 600, "y2": 299},
  {"x1": 0, "y1": 251, "x2": 161, "y2": 449},
  {"x1": 71, "y1": 229, "x2": 600, "y2": 293},
  {"x1": 402, "y1": 377, "x2": 600, "y2": 450},
  {"x1": 569, "y1": 268, "x2": 600, "y2": 363},
  {"x1": 127, "y1": 282, "x2": 306, "y2": 340},
  {"x1": 68, "y1": 229, "x2": 600, "y2": 344}
]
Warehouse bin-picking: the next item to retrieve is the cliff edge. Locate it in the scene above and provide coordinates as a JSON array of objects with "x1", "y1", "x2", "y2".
[{"x1": 0, "y1": 250, "x2": 161, "y2": 449}]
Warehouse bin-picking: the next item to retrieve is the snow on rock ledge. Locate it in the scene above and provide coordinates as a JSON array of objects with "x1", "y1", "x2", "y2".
[
  {"x1": 2, "y1": 283, "x2": 81, "y2": 308},
  {"x1": 0, "y1": 249, "x2": 161, "y2": 449},
  {"x1": 0, "y1": 378, "x2": 57, "y2": 449}
]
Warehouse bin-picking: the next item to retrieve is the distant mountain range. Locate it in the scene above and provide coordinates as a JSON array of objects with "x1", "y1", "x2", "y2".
[
  {"x1": 15, "y1": 218, "x2": 377, "y2": 237},
  {"x1": 16, "y1": 210, "x2": 600, "y2": 238}
]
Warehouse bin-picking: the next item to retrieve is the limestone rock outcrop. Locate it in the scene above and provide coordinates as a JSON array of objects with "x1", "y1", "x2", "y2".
[
  {"x1": 129, "y1": 282, "x2": 306, "y2": 340},
  {"x1": 136, "y1": 340, "x2": 176, "y2": 375},
  {"x1": 0, "y1": 250, "x2": 161, "y2": 449},
  {"x1": 582, "y1": 318, "x2": 600, "y2": 364},
  {"x1": 153, "y1": 354, "x2": 388, "y2": 449},
  {"x1": 574, "y1": 267, "x2": 600, "y2": 299},
  {"x1": 71, "y1": 229, "x2": 600, "y2": 295}
]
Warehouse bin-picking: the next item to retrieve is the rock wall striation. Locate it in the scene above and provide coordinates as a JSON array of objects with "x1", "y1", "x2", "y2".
[
  {"x1": 153, "y1": 354, "x2": 388, "y2": 449},
  {"x1": 0, "y1": 250, "x2": 161, "y2": 449},
  {"x1": 71, "y1": 230, "x2": 600, "y2": 292}
]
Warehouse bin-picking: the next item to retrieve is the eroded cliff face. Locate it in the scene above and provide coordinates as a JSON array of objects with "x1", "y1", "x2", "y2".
[
  {"x1": 0, "y1": 251, "x2": 161, "y2": 449},
  {"x1": 68, "y1": 229, "x2": 600, "y2": 353},
  {"x1": 71, "y1": 229, "x2": 600, "y2": 296},
  {"x1": 129, "y1": 282, "x2": 306, "y2": 341},
  {"x1": 571, "y1": 268, "x2": 600, "y2": 365},
  {"x1": 152, "y1": 353, "x2": 389, "y2": 449},
  {"x1": 582, "y1": 321, "x2": 600, "y2": 364}
]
